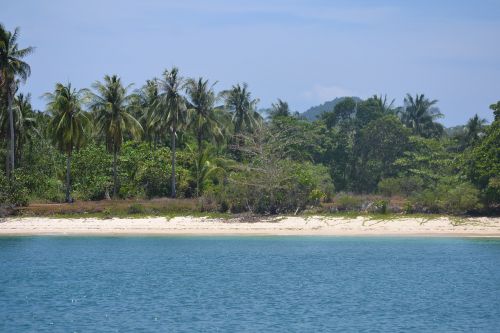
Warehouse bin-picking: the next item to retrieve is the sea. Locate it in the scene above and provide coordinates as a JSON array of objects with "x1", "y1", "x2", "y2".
[{"x1": 1, "y1": 236, "x2": 499, "y2": 332}]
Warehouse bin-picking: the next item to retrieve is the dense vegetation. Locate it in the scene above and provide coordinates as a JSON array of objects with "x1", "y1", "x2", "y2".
[{"x1": 1, "y1": 24, "x2": 499, "y2": 215}]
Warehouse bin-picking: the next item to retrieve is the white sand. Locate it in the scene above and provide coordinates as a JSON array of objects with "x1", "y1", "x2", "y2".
[{"x1": 0, "y1": 216, "x2": 499, "y2": 236}]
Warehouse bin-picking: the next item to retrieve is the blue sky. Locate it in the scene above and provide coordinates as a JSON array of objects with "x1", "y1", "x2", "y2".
[{"x1": 3, "y1": 0, "x2": 500, "y2": 126}]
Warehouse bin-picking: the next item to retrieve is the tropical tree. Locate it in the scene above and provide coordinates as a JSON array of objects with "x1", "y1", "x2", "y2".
[
  {"x1": 45, "y1": 83, "x2": 90, "y2": 202},
  {"x1": 0, "y1": 24, "x2": 34, "y2": 175},
  {"x1": 490, "y1": 101, "x2": 500, "y2": 121},
  {"x1": 372, "y1": 94, "x2": 395, "y2": 114},
  {"x1": 153, "y1": 67, "x2": 188, "y2": 198},
  {"x1": 220, "y1": 83, "x2": 261, "y2": 159},
  {"x1": 131, "y1": 79, "x2": 159, "y2": 147},
  {"x1": 269, "y1": 99, "x2": 291, "y2": 119},
  {"x1": 400, "y1": 94, "x2": 443, "y2": 138},
  {"x1": 12, "y1": 92, "x2": 38, "y2": 163},
  {"x1": 89, "y1": 75, "x2": 142, "y2": 198},
  {"x1": 464, "y1": 114, "x2": 487, "y2": 147},
  {"x1": 321, "y1": 97, "x2": 357, "y2": 129},
  {"x1": 185, "y1": 77, "x2": 223, "y2": 154},
  {"x1": 187, "y1": 144, "x2": 224, "y2": 197}
]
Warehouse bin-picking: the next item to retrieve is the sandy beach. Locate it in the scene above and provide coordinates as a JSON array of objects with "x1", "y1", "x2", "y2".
[{"x1": 0, "y1": 215, "x2": 499, "y2": 237}]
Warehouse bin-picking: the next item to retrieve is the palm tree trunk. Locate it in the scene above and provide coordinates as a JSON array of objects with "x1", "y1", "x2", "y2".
[
  {"x1": 65, "y1": 153, "x2": 72, "y2": 203},
  {"x1": 113, "y1": 147, "x2": 118, "y2": 199},
  {"x1": 7, "y1": 89, "x2": 15, "y2": 177},
  {"x1": 171, "y1": 130, "x2": 176, "y2": 198}
]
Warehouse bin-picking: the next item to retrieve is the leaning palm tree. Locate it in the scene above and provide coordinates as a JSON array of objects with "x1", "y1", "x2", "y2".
[
  {"x1": 0, "y1": 24, "x2": 34, "y2": 175},
  {"x1": 185, "y1": 77, "x2": 223, "y2": 155},
  {"x1": 220, "y1": 83, "x2": 261, "y2": 159},
  {"x1": 45, "y1": 83, "x2": 90, "y2": 202},
  {"x1": 400, "y1": 94, "x2": 443, "y2": 138},
  {"x1": 88, "y1": 75, "x2": 142, "y2": 198},
  {"x1": 153, "y1": 67, "x2": 188, "y2": 198}
]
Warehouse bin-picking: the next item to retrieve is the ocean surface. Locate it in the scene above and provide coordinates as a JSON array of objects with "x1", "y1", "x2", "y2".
[{"x1": 0, "y1": 236, "x2": 499, "y2": 332}]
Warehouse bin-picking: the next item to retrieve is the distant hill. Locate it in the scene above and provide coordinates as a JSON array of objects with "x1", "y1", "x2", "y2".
[{"x1": 300, "y1": 97, "x2": 361, "y2": 121}]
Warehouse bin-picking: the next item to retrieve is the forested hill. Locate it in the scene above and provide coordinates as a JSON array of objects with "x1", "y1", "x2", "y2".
[{"x1": 301, "y1": 97, "x2": 362, "y2": 121}]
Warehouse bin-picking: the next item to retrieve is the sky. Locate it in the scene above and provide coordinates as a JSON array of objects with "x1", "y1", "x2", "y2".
[{"x1": 3, "y1": 0, "x2": 500, "y2": 126}]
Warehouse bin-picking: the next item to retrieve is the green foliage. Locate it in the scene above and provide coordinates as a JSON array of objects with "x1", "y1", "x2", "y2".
[
  {"x1": 394, "y1": 136, "x2": 454, "y2": 183},
  {"x1": 127, "y1": 203, "x2": 145, "y2": 214},
  {"x1": 378, "y1": 176, "x2": 424, "y2": 197},
  {"x1": 411, "y1": 178, "x2": 480, "y2": 214},
  {"x1": 321, "y1": 97, "x2": 357, "y2": 129},
  {"x1": 462, "y1": 120, "x2": 500, "y2": 206},
  {"x1": 372, "y1": 199, "x2": 388, "y2": 214},
  {"x1": 353, "y1": 115, "x2": 410, "y2": 192},
  {"x1": 0, "y1": 171, "x2": 29, "y2": 206},
  {"x1": 1, "y1": 34, "x2": 496, "y2": 218},
  {"x1": 71, "y1": 144, "x2": 112, "y2": 200},
  {"x1": 335, "y1": 194, "x2": 363, "y2": 211},
  {"x1": 214, "y1": 160, "x2": 333, "y2": 214}
]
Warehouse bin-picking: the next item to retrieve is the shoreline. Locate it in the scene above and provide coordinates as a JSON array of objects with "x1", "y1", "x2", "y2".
[{"x1": 1, "y1": 216, "x2": 499, "y2": 237}]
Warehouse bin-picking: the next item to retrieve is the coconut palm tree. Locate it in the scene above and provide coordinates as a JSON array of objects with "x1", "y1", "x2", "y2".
[
  {"x1": 131, "y1": 79, "x2": 159, "y2": 148},
  {"x1": 187, "y1": 144, "x2": 224, "y2": 197},
  {"x1": 0, "y1": 24, "x2": 34, "y2": 175},
  {"x1": 153, "y1": 67, "x2": 188, "y2": 198},
  {"x1": 269, "y1": 99, "x2": 290, "y2": 119},
  {"x1": 221, "y1": 83, "x2": 260, "y2": 134},
  {"x1": 12, "y1": 92, "x2": 38, "y2": 164},
  {"x1": 400, "y1": 94, "x2": 443, "y2": 138},
  {"x1": 45, "y1": 83, "x2": 90, "y2": 202},
  {"x1": 372, "y1": 94, "x2": 395, "y2": 114},
  {"x1": 464, "y1": 114, "x2": 487, "y2": 146},
  {"x1": 185, "y1": 77, "x2": 223, "y2": 154},
  {"x1": 88, "y1": 75, "x2": 142, "y2": 198},
  {"x1": 220, "y1": 83, "x2": 261, "y2": 159}
]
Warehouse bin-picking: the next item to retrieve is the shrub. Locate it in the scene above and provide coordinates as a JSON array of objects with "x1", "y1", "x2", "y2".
[
  {"x1": 0, "y1": 172, "x2": 29, "y2": 207},
  {"x1": 372, "y1": 199, "x2": 389, "y2": 214},
  {"x1": 411, "y1": 178, "x2": 480, "y2": 214},
  {"x1": 378, "y1": 176, "x2": 424, "y2": 197},
  {"x1": 335, "y1": 194, "x2": 363, "y2": 211},
  {"x1": 213, "y1": 160, "x2": 334, "y2": 214},
  {"x1": 72, "y1": 144, "x2": 112, "y2": 200},
  {"x1": 127, "y1": 203, "x2": 145, "y2": 214}
]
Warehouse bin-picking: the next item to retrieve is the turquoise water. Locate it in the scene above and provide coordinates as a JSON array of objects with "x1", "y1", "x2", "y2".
[{"x1": 0, "y1": 237, "x2": 499, "y2": 332}]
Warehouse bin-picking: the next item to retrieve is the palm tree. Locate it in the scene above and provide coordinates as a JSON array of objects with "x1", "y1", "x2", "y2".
[
  {"x1": 185, "y1": 77, "x2": 223, "y2": 155},
  {"x1": 153, "y1": 67, "x2": 188, "y2": 198},
  {"x1": 13, "y1": 92, "x2": 38, "y2": 164},
  {"x1": 220, "y1": 83, "x2": 261, "y2": 159},
  {"x1": 269, "y1": 99, "x2": 291, "y2": 119},
  {"x1": 89, "y1": 75, "x2": 142, "y2": 198},
  {"x1": 464, "y1": 114, "x2": 487, "y2": 146},
  {"x1": 400, "y1": 94, "x2": 443, "y2": 138},
  {"x1": 45, "y1": 83, "x2": 90, "y2": 202},
  {"x1": 131, "y1": 79, "x2": 159, "y2": 148},
  {"x1": 187, "y1": 144, "x2": 223, "y2": 197},
  {"x1": 0, "y1": 24, "x2": 34, "y2": 176},
  {"x1": 372, "y1": 94, "x2": 395, "y2": 114}
]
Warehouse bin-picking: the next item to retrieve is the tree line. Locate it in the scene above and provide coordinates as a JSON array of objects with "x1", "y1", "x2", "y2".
[{"x1": 1, "y1": 24, "x2": 499, "y2": 214}]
